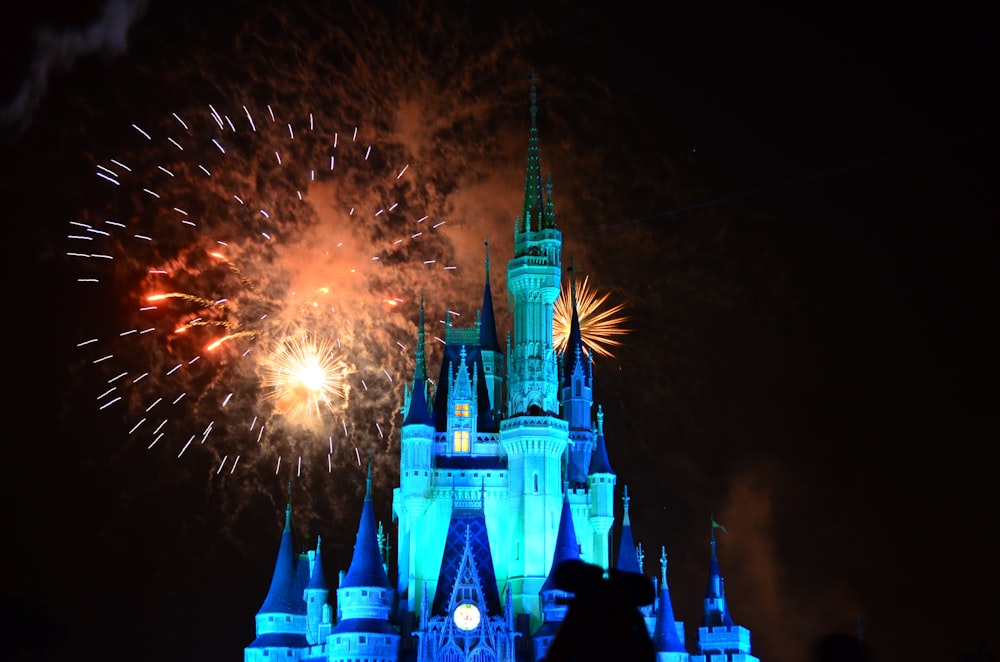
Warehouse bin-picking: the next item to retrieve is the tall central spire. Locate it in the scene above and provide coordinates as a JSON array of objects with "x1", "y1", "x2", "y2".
[{"x1": 519, "y1": 71, "x2": 556, "y2": 236}]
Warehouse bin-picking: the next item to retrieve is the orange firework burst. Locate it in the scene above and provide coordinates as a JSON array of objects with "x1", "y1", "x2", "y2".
[
  {"x1": 554, "y1": 275, "x2": 631, "y2": 359},
  {"x1": 261, "y1": 336, "x2": 353, "y2": 422}
]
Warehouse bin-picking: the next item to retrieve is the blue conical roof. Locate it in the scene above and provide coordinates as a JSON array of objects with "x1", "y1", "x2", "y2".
[
  {"x1": 562, "y1": 304, "x2": 591, "y2": 387},
  {"x1": 702, "y1": 528, "x2": 735, "y2": 627},
  {"x1": 306, "y1": 536, "x2": 328, "y2": 591},
  {"x1": 258, "y1": 503, "x2": 301, "y2": 614},
  {"x1": 479, "y1": 245, "x2": 501, "y2": 353},
  {"x1": 340, "y1": 466, "x2": 393, "y2": 590},
  {"x1": 541, "y1": 493, "x2": 581, "y2": 593},
  {"x1": 404, "y1": 303, "x2": 433, "y2": 426},
  {"x1": 653, "y1": 548, "x2": 687, "y2": 653},
  {"x1": 616, "y1": 486, "x2": 642, "y2": 574},
  {"x1": 588, "y1": 406, "x2": 614, "y2": 475}
]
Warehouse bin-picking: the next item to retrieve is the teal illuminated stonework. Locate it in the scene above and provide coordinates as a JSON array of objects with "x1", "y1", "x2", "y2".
[{"x1": 245, "y1": 78, "x2": 760, "y2": 662}]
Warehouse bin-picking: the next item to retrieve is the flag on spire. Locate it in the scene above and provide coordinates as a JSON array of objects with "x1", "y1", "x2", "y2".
[{"x1": 711, "y1": 517, "x2": 728, "y2": 534}]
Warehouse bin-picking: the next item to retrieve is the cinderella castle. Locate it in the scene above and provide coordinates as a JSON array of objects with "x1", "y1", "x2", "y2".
[{"x1": 243, "y1": 80, "x2": 760, "y2": 662}]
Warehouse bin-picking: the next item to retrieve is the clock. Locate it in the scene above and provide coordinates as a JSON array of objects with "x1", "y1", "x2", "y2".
[{"x1": 453, "y1": 602, "x2": 481, "y2": 631}]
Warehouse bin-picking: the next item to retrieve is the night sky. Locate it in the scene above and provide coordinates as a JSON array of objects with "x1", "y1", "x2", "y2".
[{"x1": 2, "y1": 2, "x2": 996, "y2": 661}]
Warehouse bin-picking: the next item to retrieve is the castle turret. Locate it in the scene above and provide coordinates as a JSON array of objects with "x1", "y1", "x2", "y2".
[
  {"x1": 394, "y1": 300, "x2": 435, "y2": 611},
  {"x1": 304, "y1": 535, "x2": 332, "y2": 645},
  {"x1": 654, "y1": 546, "x2": 689, "y2": 662},
  {"x1": 245, "y1": 495, "x2": 309, "y2": 661},
  {"x1": 329, "y1": 465, "x2": 400, "y2": 662},
  {"x1": 692, "y1": 519, "x2": 759, "y2": 662},
  {"x1": 562, "y1": 269, "x2": 595, "y2": 487},
  {"x1": 616, "y1": 485, "x2": 642, "y2": 575},
  {"x1": 587, "y1": 406, "x2": 616, "y2": 569}
]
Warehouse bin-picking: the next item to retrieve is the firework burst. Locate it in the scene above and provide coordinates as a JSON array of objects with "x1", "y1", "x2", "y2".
[
  {"x1": 554, "y1": 275, "x2": 631, "y2": 359},
  {"x1": 67, "y1": 102, "x2": 458, "y2": 479}
]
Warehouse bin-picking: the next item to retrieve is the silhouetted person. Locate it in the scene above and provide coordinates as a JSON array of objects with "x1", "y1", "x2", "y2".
[{"x1": 543, "y1": 559, "x2": 656, "y2": 662}]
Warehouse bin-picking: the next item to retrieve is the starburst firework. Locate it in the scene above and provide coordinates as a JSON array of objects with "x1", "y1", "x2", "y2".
[
  {"x1": 554, "y1": 275, "x2": 631, "y2": 359},
  {"x1": 262, "y1": 336, "x2": 353, "y2": 421},
  {"x1": 67, "y1": 102, "x2": 456, "y2": 478}
]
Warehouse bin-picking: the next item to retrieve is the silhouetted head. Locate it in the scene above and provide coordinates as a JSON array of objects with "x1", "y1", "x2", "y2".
[{"x1": 543, "y1": 559, "x2": 656, "y2": 662}]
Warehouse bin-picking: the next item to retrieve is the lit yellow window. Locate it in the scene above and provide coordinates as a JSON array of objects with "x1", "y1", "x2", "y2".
[
  {"x1": 455, "y1": 403, "x2": 470, "y2": 417},
  {"x1": 453, "y1": 430, "x2": 470, "y2": 453}
]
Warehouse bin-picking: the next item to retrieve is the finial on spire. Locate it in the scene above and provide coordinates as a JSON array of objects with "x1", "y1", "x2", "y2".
[
  {"x1": 365, "y1": 452, "x2": 374, "y2": 499},
  {"x1": 623, "y1": 484, "x2": 631, "y2": 525},
  {"x1": 597, "y1": 404, "x2": 605, "y2": 435},
  {"x1": 415, "y1": 296, "x2": 427, "y2": 380},
  {"x1": 570, "y1": 256, "x2": 579, "y2": 308},
  {"x1": 529, "y1": 69, "x2": 538, "y2": 123},
  {"x1": 660, "y1": 546, "x2": 668, "y2": 585},
  {"x1": 484, "y1": 236, "x2": 491, "y2": 278}
]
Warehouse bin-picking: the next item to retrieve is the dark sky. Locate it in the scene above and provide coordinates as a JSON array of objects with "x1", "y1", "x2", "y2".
[{"x1": 2, "y1": 2, "x2": 996, "y2": 662}]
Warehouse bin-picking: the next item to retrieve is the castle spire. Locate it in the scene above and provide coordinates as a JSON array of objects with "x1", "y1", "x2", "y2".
[
  {"x1": 256, "y1": 494, "x2": 298, "y2": 615},
  {"x1": 519, "y1": 71, "x2": 556, "y2": 236},
  {"x1": 340, "y1": 462, "x2": 392, "y2": 590},
  {"x1": 653, "y1": 547, "x2": 687, "y2": 655},
  {"x1": 616, "y1": 485, "x2": 642, "y2": 574},
  {"x1": 479, "y1": 239, "x2": 501, "y2": 352},
  {"x1": 588, "y1": 405, "x2": 614, "y2": 475},
  {"x1": 404, "y1": 299, "x2": 432, "y2": 426},
  {"x1": 702, "y1": 516, "x2": 734, "y2": 627}
]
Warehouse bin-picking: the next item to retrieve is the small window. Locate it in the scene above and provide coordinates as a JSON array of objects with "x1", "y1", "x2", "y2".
[
  {"x1": 455, "y1": 403, "x2": 470, "y2": 417},
  {"x1": 454, "y1": 430, "x2": 470, "y2": 452}
]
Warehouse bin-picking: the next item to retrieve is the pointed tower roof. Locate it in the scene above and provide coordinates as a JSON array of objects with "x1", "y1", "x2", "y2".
[
  {"x1": 257, "y1": 495, "x2": 301, "y2": 614},
  {"x1": 404, "y1": 299, "x2": 433, "y2": 426},
  {"x1": 702, "y1": 517, "x2": 735, "y2": 627},
  {"x1": 340, "y1": 464, "x2": 393, "y2": 590},
  {"x1": 306, "y1": 535, "x2": 328, "y2": 591},
  {"x1": 479, "y1": 240, "x2": 501, "y2": 353},
  {"x1": 562, "y1": 266, "x2": 592, "y2": 387},
  {"x1": 519, "y1": 71, "x2": 556, "y2": 235},
  {"x1": 541, "y1": 491, "x2": 582, "y2": 593},
  {"x1": 616, "y1": 485, "x2": 642, "y2": 575},
  {"x1": 588, "y1": 405, "x2": 614, "y2": 475},
  {"x1": 653, "y1": 547, "x2": 687, "y2": 653}
]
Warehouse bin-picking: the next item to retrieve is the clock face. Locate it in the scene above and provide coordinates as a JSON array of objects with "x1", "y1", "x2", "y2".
[{"x1": 453, "y1": 602, "x2": 481, "y2": 631}]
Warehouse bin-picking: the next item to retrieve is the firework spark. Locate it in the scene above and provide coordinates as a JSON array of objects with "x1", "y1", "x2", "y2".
[
  {"x1": 67, "y1": 102, "x2": 458, "y2": 478},
  {"x1": 261, "y1": 336, "x2": 353, "y2": 422},
  {"x1": 554, "y1": 275, "x2": 631, "y2": 359}
]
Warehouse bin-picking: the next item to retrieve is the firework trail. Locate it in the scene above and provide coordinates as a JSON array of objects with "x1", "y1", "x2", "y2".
[
  {"x1": 54, "y1": 2, "x2": 644, "y2": 532},
  {"x1": 68, "y1": 102, "x2": 458, "y2": 483}
]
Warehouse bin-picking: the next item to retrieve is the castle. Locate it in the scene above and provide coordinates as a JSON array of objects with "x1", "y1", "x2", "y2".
[{"x1": 244, "y1": 80, "x2": 760, "y2": 662}]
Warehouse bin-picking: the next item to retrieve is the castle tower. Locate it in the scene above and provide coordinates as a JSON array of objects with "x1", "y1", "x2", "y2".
[
  {"x1": 586, "y1": 406, "x2": 616, "y2": 569},
  {"x1": 562, "y1": 269, "x2": 595, "y2": 488},
  {"x1": 654, "y1": 547, "x2": 689, "y2": 662},
  {"x1": 328, "y1": 465, "x2": 400, "y2": 662},
  {"x1": 304, "y1": 536, "x2": 332, "y2": 645},
  {"x1": 245, "y1": 495, "x2": 310, "y2": 661},
  {"x1": 394, "y1": 300, "x2": 435, "y2": 614},
  {"x1": 691, "y1": 520, "x2": 759, "y2": 662},
  {"x1": 500, "y1": 73, "x2": 570, "y2": 627}
]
